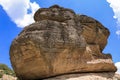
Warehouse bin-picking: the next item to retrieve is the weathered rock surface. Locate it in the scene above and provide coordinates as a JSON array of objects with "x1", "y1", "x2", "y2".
[
  {"x1": 10, "y1": 5, "x2": 117, "y2": 80},
  {"x1": 44, "y1": 73, "x2": 120, "y2": 80}
]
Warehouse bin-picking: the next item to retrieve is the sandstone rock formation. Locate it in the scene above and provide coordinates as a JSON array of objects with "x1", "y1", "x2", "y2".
[{"x1": 10, "y1": 5, "x2": 117, "y2": 80}]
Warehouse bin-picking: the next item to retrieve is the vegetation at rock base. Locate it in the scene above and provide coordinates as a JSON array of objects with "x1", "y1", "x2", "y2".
[{"x1": 0, "y1": 64, "x2": 15, "y2": 78}]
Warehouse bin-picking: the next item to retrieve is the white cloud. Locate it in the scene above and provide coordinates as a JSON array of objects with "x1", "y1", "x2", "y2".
[
  {"x1": 0, "y1": 0, "x2": 40, "y2": 28},
  {"x1": 115, "y1": 62, "x2": 120, "y2": 74},
  {"x1": 106, "y1": 0, "x2": 120, "y2": 35},
  {"x1": 116, "y1": 30, "x2": 120, "y2": 36}
]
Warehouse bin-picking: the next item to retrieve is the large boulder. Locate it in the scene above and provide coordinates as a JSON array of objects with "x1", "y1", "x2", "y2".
[{"x1": 10, "y1": 5, "x2": 117, "y2": 80}]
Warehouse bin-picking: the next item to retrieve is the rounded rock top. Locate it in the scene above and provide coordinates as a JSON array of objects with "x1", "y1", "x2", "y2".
[{"x1": 34, "y1": 5, "x2": 75, "y2": 22}]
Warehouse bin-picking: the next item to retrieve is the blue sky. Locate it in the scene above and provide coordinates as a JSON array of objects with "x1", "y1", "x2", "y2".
[{"x1": 0, "y1": 0, "x2": 120, "y2": 73}]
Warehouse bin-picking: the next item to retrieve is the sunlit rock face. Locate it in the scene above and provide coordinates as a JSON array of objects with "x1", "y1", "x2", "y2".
[{"x1": 10, "y1": 5, "x2": 117, "y2": 80}]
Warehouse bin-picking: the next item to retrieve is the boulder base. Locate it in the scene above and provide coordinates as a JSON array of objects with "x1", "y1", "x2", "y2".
[{"x1": 44, "y1": 73, "x2": 120, "y2": 80}]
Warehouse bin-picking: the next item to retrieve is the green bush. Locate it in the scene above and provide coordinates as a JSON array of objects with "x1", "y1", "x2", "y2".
[
  {"x1": 0, "y1": 73, "x2": 2, "y2": 78},
  {"x1": 0, "y1": 64, "x2": 15, "y2": 76}
]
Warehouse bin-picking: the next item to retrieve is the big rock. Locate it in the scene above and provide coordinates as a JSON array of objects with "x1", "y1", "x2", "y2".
[{"x1": 10, "y1": 5, "x2": 117, "y2": 80}]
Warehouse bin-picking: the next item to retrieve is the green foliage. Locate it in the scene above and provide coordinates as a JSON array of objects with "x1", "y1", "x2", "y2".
[
  {"x1": 0, "y1": 73, "x2": 2, "y2": 78},
  {"x1": 0, "y1": 64, "x2": 15, "y2": 77}
]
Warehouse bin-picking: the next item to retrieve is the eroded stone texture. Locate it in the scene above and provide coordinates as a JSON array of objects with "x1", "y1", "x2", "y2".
[
  {"x1": 44, "y1": 73, "x2": 120, "y2": 80},
  {"x1": 10, "y1": 5, "x2": 117, "y2": 80}
]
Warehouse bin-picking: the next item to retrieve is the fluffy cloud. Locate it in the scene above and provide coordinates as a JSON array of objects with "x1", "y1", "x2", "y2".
[
  {"x1": 0, "y1": 0, "x2": 40, "y2": 28},
  {"x1": 106, "y1": 0, "x2": 120, "y2": 36},
  {"x1": 115, "y1": 62, "x2": 120, "y2": 74},
  {"x1": 116, "y1": 30, "x2": 120, "y2": 36}
]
